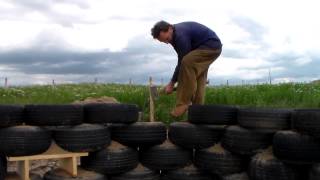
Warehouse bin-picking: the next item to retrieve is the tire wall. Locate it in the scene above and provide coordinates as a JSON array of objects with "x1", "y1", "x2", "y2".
[{"x1": 1, "y1": 104, "x2": 320, "y2": 180}]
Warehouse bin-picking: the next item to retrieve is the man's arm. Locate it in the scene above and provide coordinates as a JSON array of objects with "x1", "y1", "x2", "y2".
[
  {"x1": 171, "y1": 57, "x2": 182, "y2": 83},
  {"x1": 171, "y1": 36, "x2": 192, "y2": 84}
]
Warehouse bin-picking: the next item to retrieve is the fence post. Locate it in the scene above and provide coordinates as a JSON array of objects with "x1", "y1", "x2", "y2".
[
  {"x1": 269, "y1": 69, "x2": 272, "y2": 84},
  {"x1": 52, "y1": 79, "x2": 56, "y2": 89},
  {"x1": 4, "y1": 77, "x2": 8, "y2": 88}
]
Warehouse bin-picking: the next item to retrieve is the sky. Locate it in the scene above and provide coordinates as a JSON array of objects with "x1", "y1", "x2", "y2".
[{"x1": 0, "y1": 0, "x2": 319, "y2": 86}]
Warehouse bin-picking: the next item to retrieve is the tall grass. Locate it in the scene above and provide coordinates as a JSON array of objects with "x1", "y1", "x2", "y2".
[
  {"x1": 205, "y1": 83, "x2": 320, "y2": 108},
  {"x1": 1, "y1": 83, "x2": 320, "y2": 124}
]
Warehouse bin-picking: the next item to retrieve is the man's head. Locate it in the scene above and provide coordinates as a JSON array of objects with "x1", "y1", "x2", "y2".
[{"x1": 151, "y1": 20, "x2": 174, "y2": 44}]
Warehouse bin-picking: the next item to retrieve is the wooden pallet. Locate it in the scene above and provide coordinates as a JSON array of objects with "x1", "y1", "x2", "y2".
[{"x1": 8, "y1": 142, "x2": 88, "y2": 180}]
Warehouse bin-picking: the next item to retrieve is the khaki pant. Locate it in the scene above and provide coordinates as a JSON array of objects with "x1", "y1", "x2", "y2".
[{"x1": 176, "y1": 48, "x2": 222, "y2": 106}]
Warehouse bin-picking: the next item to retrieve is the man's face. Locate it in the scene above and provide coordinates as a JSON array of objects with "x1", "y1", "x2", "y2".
[{"x1": 157, "y1": 27, "x2": 173, "y2": 44}]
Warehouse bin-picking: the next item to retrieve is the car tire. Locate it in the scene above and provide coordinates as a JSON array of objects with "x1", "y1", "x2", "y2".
[
  {"x1": 140, "y1": 140, "x2": 192, "y2": 171},
  {"x1": 53, "y1": 124, "x2": 111, "y2": 152},
  {"x1": 81, "y1": 141, "x2": 139, "y2": 175},
  {"x1": 238, "y1": 108, "x2": 292, "y2": 132},
  {"x1": 273, "y1": 130, "x2": 320, "y2": 164},
  {"x1": 0, "y1": 125, "x2": 52, "y2": 156},
  {"x1": 194, "y1": 143, "x2": 246, "y2": 176},
  {"x1": 169, "y1": 122, "x2": 225, "y2": 149},
  {"x1": 292, "y1": 109, "x2": 320, "y2": 138},
  {"x1": 84, "y1": 104, "x2": 139, "y2": 124},
  {"x1": 249, "y1": 147, "x2": 299, "y2": 180},
  {"x1": 188, "y1": 105, "x2": 238, "y2": 125},
  {"x1": 0, "y1": 105, "x2": 24, "y2": 128},
  {"x1": 221, "y1": 126, "x2": 273, "y2": 156},
  {"x1": 110, "y1": 122, "x2": 167, "y2": 148},
  {"x1": 25, "y1": 104, "x2": 83, "y2": 126}
]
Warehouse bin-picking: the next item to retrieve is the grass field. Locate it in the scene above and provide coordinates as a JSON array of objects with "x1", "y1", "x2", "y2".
[{"x1": 1, "y1": 83, "x2": 320, "y2": 124}]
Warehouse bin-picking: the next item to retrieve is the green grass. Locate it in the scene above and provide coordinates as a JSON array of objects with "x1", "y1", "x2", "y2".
[{"x1": 1, "y1": 83, "x2": 320, "y2": 125}]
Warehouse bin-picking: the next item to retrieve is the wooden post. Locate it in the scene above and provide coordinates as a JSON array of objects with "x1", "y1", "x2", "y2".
[
  {"x1": 149, "y1": 77, "x2": 155, "y2": 122},
  {"x1": 59, "y1": 156, "x2": 78, "y2": 177},
  {"x1": 17, "y1": 160, "x2": 29, "y2": 180}
]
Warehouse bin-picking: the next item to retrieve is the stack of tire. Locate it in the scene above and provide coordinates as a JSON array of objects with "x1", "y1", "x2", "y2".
[
  {"x1": 41, "y1": 103, "x2": 141, "y2": 180},
  {"x1": 274, "y1": 109, "x2": 320, "y2": 180},
  {"x1": 163, "y1": 105, "x2": 320, "y2": 180},
  {"x1": 169, "y1": 104, "x2": 246, "y2": 180},
  {"x1": 0, "y1": 105, "x2": 52, "y2": 159},
  {"x1": 236, "y1": 107, "x2": 296, "y2": 180},
  {"x1": 0, "y1": 103, "x2": 141, "y2": 180},
  {"x1": 213, "y1": 106, "x2": 320, "y2": 180},
  {"x1": 80, "y1": 104, "x2": 167, "y2": 180}
]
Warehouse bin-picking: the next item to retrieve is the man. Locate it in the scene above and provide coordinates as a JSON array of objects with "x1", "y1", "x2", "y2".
[{"x1": 151, "y1": 21, "x2": 222, "y2": 117}]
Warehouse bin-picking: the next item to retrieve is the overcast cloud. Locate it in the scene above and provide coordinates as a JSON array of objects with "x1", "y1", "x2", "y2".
[{"x1": 0, "y1": 0, "x2": 319, "y2": 86}]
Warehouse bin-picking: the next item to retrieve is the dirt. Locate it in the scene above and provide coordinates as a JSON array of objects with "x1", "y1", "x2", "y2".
[
  {"x1": 50, "y1": 168, "x2": 98, "y2": 177},
  {"x1": 207, "y1": 143, "x2": 225, "y2": 154},
  {"x1": 278, "y1": 130, "x2": 296, "y2": 135},
  {"x1": 8, "y1": 125, "x2": 33, "y2": 129},
  {"x1": 255, "y1": 146, "x2": 274, "y2": 161},
  {"x1": 182, "y1": 164, "x2": 196, "y2": 171},
  {"x1": 5, "y1": 172, "x2": 41, "y2": 180},
  {"x1": 159, "y1": 139, "x2": 176, "y2": 148},
  {"x1": 72, "y1": 96, "x2": 119, "y2": 105},
  {"x1": 72, "y1": 96, "x2": 143, "y2": 121},
  {"x1": 108, "y1": 141, "x2": 126, "y2": 150},
  {"x1": 133, "y1": 163, "x2": 147, "y2": 171}
]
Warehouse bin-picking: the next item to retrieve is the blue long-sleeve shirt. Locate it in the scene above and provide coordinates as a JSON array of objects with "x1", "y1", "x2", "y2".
[{"x1": 170, "y1": 21, "x2": 222, "y2": 83}]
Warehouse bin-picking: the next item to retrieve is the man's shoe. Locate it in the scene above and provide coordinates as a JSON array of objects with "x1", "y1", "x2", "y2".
[{"x1": 170, "y1": 104, "x2": 189, "y2": 117}]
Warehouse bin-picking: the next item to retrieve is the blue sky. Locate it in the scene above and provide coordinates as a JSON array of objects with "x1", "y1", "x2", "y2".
[{"x1": 0, "y1": 0, "x2": 319, "y2": 85}]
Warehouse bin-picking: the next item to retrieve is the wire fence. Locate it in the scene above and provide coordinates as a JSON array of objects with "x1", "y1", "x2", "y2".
[{"x1": 0, "y1": 76, "x2": 316, "y2": 89}]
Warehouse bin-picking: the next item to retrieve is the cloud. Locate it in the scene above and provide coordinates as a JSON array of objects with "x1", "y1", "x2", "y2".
[
  {"x1": 0, "y1": 0, "x2": 319, "y2": 85},
  {"x1": 0, "y1": 33, "x2": 176, "y2": 85},
  {"x1": 231, "y1": 16, "x2": 268, "y2": 43},
  {"x1": 0, "y1": 0, "x2": 93, "y2": 27}
]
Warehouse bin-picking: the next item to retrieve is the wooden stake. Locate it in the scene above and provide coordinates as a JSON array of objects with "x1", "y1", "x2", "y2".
[{"x1": 149, "y1": 77, "x2": 155, "y2": 122}]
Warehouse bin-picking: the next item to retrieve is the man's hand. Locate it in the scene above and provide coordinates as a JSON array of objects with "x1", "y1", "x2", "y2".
[{"x1": 165, "y1": 82, "x2": 175, "y2": 94}]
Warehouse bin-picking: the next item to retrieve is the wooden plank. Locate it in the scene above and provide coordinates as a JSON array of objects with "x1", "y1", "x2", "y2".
[
  {"x1": 7, "y1": 142, "x2": 88, "y2": 180},
  {"x1": 8, "y1": 143, "x2": 88, "y2": 161}
]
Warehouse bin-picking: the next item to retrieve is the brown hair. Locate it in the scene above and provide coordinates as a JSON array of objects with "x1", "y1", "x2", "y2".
[{"x1": 151, "y1": 20, "x2": 172, "y2": 39}]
